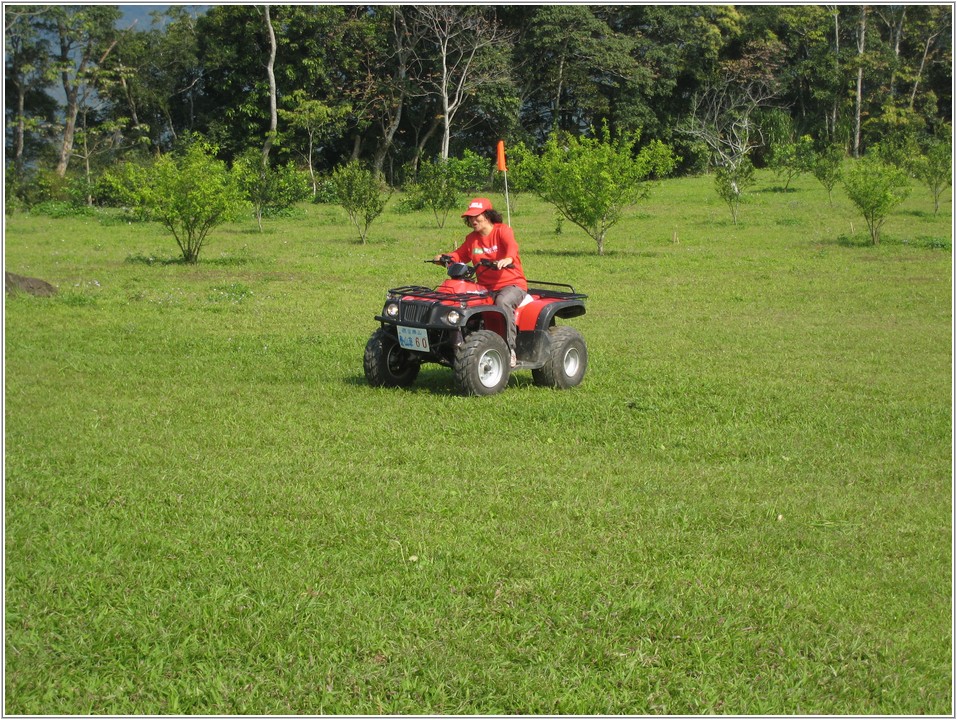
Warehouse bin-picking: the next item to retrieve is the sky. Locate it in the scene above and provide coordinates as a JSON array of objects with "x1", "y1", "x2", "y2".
[{"x1": 118, "y1": 4, "x2": 207, "y2": 28}]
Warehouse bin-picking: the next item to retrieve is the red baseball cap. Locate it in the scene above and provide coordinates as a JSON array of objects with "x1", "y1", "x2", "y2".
[{"x1": 462, "y1": 198, "x2": 492, "y2": 217}]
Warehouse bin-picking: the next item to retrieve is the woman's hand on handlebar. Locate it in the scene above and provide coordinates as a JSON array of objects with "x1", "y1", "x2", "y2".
[
  {"x1": 478, "y1": 258, "x2": 515, "y2": 270},
  {"x1": 429, "y1": 254, "x2": 452, "y2": 265}
]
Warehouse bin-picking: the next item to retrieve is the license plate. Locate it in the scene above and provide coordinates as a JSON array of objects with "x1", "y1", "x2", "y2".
[{"x1": 397, "y1": 325, "x2": 430, "y2": 352}]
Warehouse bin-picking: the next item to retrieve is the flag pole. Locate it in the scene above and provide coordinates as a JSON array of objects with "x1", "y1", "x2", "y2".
[{"x1": 497, "y1": 140, "x2": 511, "y2": 227}]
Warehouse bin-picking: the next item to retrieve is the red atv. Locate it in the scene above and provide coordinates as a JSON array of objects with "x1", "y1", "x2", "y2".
[{"x1": 364, "y1": 257, "x2": 588, "y2": 395}]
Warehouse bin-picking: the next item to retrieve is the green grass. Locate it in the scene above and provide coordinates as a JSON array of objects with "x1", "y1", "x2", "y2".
[{"x1": 4, "y1": 172, "x2": 952, "y2": 714}]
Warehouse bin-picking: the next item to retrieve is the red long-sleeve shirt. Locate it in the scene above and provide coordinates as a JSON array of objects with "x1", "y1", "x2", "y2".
[{"x1": 449, "y1": 224, "x2": 527, "y2": 292}]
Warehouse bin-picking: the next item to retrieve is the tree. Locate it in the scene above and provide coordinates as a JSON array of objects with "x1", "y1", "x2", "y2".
[
  {"x1": 133, "y1": 139, "x2": 246, "y2": 262},
  {"x1": 362, "y1": 7, "x2": 428, "y2": 175},
  {"x1": 37, "y1": 5, "x2": 122, "y2": 177},
  {"x1": 682, "y1": 40, "x2": 782, "y2": 222},
  {"x1": 330, "y1": 161, "x2": 391, "y2": 244},
  {"x1": 741, "y1": 6, "x2": 840, "y2": 143},
  {"x1": 73, "y1": 113, "x2": 126, "y2": 206},
  {"x1": 415, "y1": 6, "x2": 512, "y2": 160},
  {"x1": 259, "y1": 5, "x2": 277, "y2": 164},
  {"x1": 841, "y1": 155, "x2": 910, "y2": 245},
  {"x1": 101, "y1": 7, "x2": 202, "y2": 153},
  {"x1": 517, "y1": 125, "x2": 675, "y2": 255},
  {"x1": 511, "y1": 6, "x2": 643, "y2": 139},
  {"x1": 193, "y1": 5, "x2": 360, "y2": 162},
  {"x1": 911, "y1": 134, "x2": 952, "y2": 215},
  {"x1": 5, "y1": 6, "x2": 53, "y2": 182},
  {"x1": 3, "y1": 3, "x2": 951, "y2": 191},
  {"x1": 278, "y1": 91, "x2": 349, "y2": 197},
  {"x1": 905, "y1": 6, "x2": 949, "y2": 112}
]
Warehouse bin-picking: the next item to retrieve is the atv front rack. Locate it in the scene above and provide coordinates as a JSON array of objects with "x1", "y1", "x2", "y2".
[{"x1": 388, "y1": 285, "x2": 490, "y2": 303}]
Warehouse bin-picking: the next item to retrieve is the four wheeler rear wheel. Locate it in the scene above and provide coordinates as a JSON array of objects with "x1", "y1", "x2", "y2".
[
  {"x1": 364, "y1": 327, "x2": 421, "y2": 387},
  {"x1": 454, "y1": 329, "x2": 510, "y2": 396},
  {"x1": 532, "y1": 325, "x2": 587, "y2": 389}
]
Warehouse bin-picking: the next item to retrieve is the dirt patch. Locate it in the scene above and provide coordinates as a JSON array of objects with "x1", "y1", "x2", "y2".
[{"x1": 5, "y1": 272, "x2": 57, "y2": 297}]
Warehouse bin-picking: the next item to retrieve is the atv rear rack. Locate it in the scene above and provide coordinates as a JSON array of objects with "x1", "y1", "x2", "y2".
[{"x1": 526, "y1": 280, "x2": 588, "y2": 300}]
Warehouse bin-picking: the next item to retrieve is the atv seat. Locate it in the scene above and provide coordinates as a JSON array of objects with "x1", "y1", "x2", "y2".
[{"x1": 514, "y1": 292, "x2": 534, "y2": 322}]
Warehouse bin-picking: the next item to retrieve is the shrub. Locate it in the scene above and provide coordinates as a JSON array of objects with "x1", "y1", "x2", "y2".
[
  {"x1": 506, "y1": 141, "x2": 543, "y2": 193},
  {"x1": 911, "y1": 135, "x2": 951, "y2": 215},
  {"x1": 15, "y1": 168, "x2": 73, "y2": 207},
  {"x1": 401, "y1": 151, "x2": 494, "y2": 227},
  {"x1": 517, "y1": 125, "x2": 676, "y2": 254},
  {"x1": 811, "y1": 144, "x2": 844, "y2": 205},
  {"x1": 413, "y1": 158, "x2": 460, "y2": 228},
  {"x1": 768, "y1": 134, "x2": 815, "y2": 190},
  {"x1": 330, "y1": 161, "x2": 391, "y2": 243},
  {"x1": 233, "y1": 150, "x2": 311, "y2": 231},
  {"x1": 841, "y1": 155, "x2": 911, "y2": 245},
  {"x1": 453, "y1": 149, "x2": 491, "y2": 194},
  {"x1": 312, "y1": 177, "x2": 340, "y2": 204},
  {"x1": 97, "y1": 161, "x2": 154, "y2": 213},
  {"x1": 714, "y1": 158, "x2": 755, "y2": 225},
  {"x1": 132, "y1": 139, "x2": 247, "y2": 263}
]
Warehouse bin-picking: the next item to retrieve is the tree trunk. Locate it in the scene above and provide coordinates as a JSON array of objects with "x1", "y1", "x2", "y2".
[
  {"x1": 852, "y1": 6, "x2": 866, "y2": 158},
  {"x1": 830, "y1": 5, "x2": 840, "y2": 143},
  {"x1": 412, "y1": 115, "x2": 441, "y2": 173},
  {"x1": 910, "y1": 31, "x2": 940, "y2": 109},
  {"x1": 372, "y1": 101, "x2": 403, "y2": 175},
  {"x1": 14, "y1": 80, "x2": 26, "y2": 179},
  {"x1": 306, "y1": 129, "x2": 317, "y2": 195},
  {"x1": 120, "y1": 74, "x2": 141, "y2": 129},
  {"x1": 554, "y1": 54, "x2": 565, "y2": 131},
  {"x1": 440, "y1": 98, "x2": 452, "y2": 160},
  {"x1": 56, "y1": 84, "x2": 80, "y2": 177},
  {"x1": 882, "y1": 6, "x2": 906, "y2": 100},
  {"x1": 55, "y1": 28, "x2": 117, "y2": 177},
  {"x1": 261, "y1": 5, "x2": 278, "y2": 165},
  {"x1": 372, "y1": 7, "x2": 415, "y2": 174}
]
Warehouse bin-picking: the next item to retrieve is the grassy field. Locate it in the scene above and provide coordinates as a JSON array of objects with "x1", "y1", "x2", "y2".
[{"x1": 4, "y1": 171, "x2": 952, "y2": 714}]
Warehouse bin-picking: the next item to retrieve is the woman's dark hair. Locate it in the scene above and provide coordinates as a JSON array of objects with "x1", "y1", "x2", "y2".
[{"x1": 464, "y1": 209, "x2": 504, "y2": 227}]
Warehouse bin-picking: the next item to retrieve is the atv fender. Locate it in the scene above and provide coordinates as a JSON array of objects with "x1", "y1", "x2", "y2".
[
  {"x1": 517, "y1": 299, "x2": 586, "y2": 333},
  {"x1": 463, "y1": 305, "x2": 508, "y2": 340}
]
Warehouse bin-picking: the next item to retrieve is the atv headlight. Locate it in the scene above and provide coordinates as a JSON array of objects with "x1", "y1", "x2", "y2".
[
  {"x1": 445, "y1": 310, "x2": 461, "y2": 325},
  {"x1": 385, "y1": 302, "x2": 399, "y2": 318}
]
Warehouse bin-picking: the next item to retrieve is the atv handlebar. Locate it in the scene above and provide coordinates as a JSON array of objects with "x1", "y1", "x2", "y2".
[
  {"x1": 477, "y1": 258, "x2": 516, "y2": 270},
  {"x1": 427, "y1": 256, "x2": 514, "y2": 270}
]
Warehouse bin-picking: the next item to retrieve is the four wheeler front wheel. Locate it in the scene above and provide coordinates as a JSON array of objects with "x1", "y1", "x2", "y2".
[
  {"x1": 532, "y1": 326, "x2": 588, "y2": 389},
  {"x1": 454, "y1": 329, "x2": 510, "y2": 396},
  {"x1": 364, "y1": 327, "x2": 421, "y2": 387}
]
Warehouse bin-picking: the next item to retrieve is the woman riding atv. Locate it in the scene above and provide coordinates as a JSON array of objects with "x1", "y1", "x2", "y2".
[{"x1": 434, "y1": 198, "x2": 526, "y2": 367}]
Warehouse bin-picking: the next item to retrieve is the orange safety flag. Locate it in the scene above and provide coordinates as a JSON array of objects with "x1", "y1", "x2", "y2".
[{"x1": 496, "y1": 140, "x2": 507, "y2": 172}]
